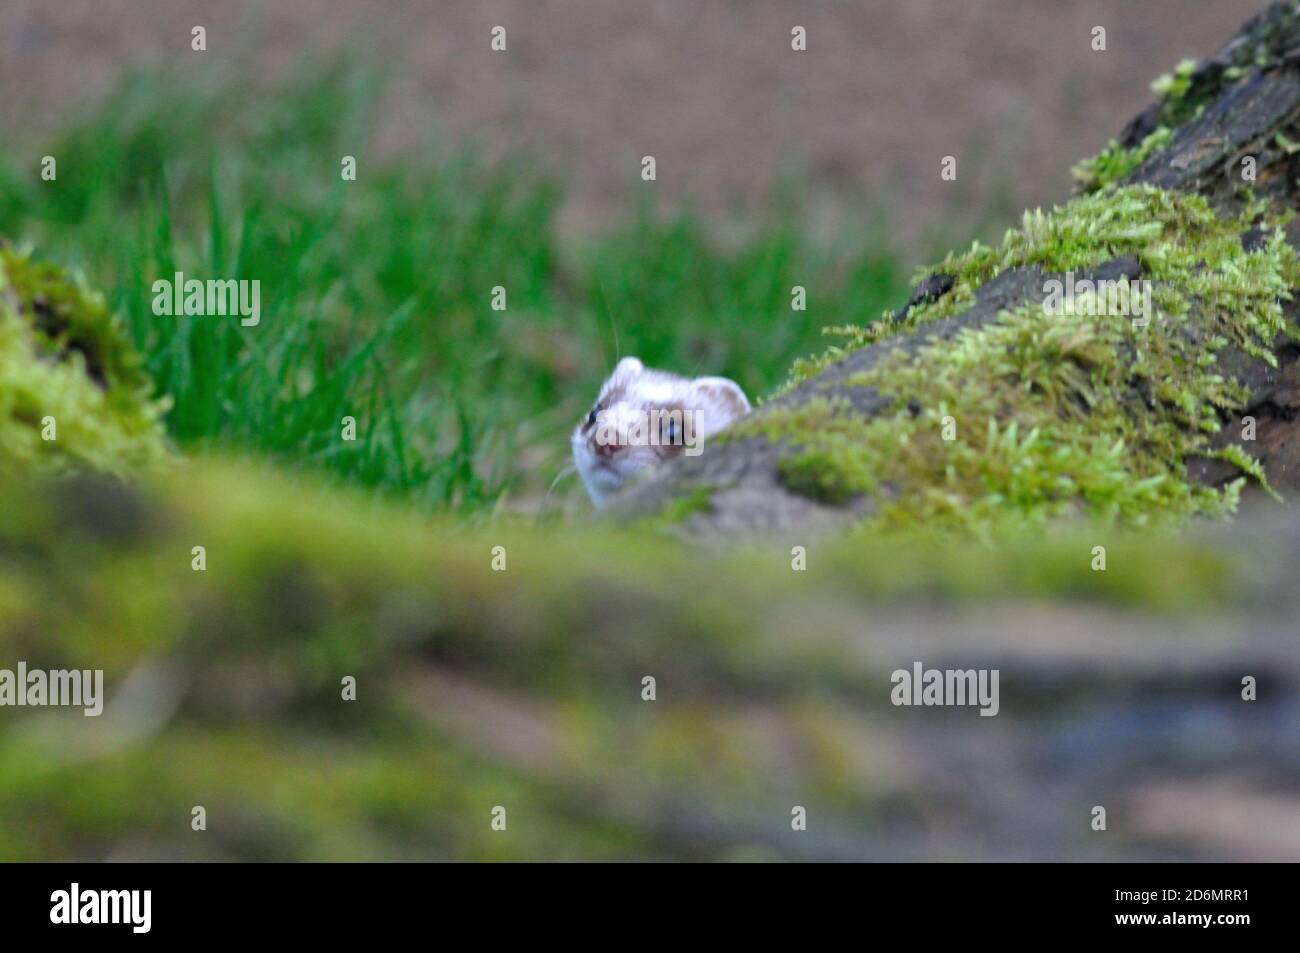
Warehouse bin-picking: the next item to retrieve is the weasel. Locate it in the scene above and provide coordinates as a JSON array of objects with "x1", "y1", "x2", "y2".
[{"x1": 572, "y1": 357, "x2": 750, "y2": 507}]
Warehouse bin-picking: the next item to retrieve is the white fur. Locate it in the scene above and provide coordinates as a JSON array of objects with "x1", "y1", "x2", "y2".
[{"x1": 572, "y1": 357, "x2": 750, "y2": 507}]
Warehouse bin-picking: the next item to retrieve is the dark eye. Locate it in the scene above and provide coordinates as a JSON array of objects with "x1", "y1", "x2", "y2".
[
  {"x1": 665, "y1": 420, "x2": 678, "y2": 443},
  {"x1": 587, "y1": 407, "x2": 599, "y2": 427}
]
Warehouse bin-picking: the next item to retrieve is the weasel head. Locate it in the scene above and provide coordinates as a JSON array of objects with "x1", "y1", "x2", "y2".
[{"x1": 571, "y1": 356, "x2": 750, "y2": 507}]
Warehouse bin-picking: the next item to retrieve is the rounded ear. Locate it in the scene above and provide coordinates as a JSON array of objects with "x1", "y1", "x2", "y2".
[
  {"x1": 613, "y1": 356, "x2": 644, "y2": 377},
  {"x1": 690, "y1": 376, "x2": 751, "y2": 420}
]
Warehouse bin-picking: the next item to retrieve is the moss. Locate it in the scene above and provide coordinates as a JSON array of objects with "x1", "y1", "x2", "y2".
[
  {"x1": 648, "y1": 485, "x2": 716, "y2": 525},
  {"x1": 1150, "y1": 58, "x2": 1208, "y2": 127},
  {"x1": 743, "y1": 186, "x2": 1299, "y2": 534},
  {"x1": 0, "y1": 457, "x2": 1269, "y2": 859},
  {"x1": 1071, "y1": 125, "x2": 1174, "y2": 194},
  {"x1": 0, "y1": 246, "x2": 170, "y2": 476},
  {"x1": 777, "y1": 445, "x2": 864, "y2": 505}
]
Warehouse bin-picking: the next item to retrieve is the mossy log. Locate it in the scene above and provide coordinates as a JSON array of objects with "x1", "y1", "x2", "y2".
[
  {"x1": 612, "y1": 2, "x2": 1300, "y2": 538},
  {"x1": 0, "y1": 243, "x2": 169, "y2": 476}
]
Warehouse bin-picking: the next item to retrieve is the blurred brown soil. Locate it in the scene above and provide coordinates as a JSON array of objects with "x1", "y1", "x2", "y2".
[{"x1": 0, "y1": 1, "x2": 1251, "y2": 244}]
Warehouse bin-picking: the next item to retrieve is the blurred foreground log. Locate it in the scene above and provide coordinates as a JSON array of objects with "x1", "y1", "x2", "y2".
[{"x1": 1, "y1": 463, "x2": 1297, "y2": 861}]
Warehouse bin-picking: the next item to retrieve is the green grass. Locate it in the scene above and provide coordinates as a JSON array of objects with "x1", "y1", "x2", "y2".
[{"x1": 0, "y1": 64, "x2": 911, "y2": 515}]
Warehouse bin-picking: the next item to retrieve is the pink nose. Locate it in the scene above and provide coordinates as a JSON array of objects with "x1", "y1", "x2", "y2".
[{"x1": 592, "y1": 439, "x2": 623, "y2": 458}]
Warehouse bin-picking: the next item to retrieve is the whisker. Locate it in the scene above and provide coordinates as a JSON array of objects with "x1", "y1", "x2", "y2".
[{"x1": 544, "y1": 462, "x2": 577, "y2": 508}]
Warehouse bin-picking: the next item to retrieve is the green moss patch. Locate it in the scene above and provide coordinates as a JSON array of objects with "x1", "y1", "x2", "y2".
[
  {"x1": 1069, "y1": 56, "x2": 1202, "y2": 195},
  {"x1": 0, "y1": 245, "x2": 169, "y2": 475},
  {"x1": 744, "y1": 186, "x2": 1299, "y2": 534},
  {"x1": 635, "y1": 485, "x2": 716, "y2": 529},
  {"x1": 1072, "y1": 125, "x2": 1175, "y2": 195}
]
